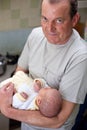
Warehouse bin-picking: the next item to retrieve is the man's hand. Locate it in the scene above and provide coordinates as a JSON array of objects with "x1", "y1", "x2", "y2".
[{"x1": 0, "y1": 82, "x2": 14, "y2": 115}]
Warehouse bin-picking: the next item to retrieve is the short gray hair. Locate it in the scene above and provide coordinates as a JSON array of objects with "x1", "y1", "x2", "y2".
[{"x1": 41, "y1": 0, "x2": 78, "y2": 18}]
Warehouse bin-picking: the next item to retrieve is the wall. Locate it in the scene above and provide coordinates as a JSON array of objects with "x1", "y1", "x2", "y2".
[
  {"x1": 78, "y1": 8, "x2": 87, "y2": 23},
  {"x1": 0, "y1": 0, "x2": 86, "y2": 31},
  {"x1": 78, "y1": 0, "x2": 87, "y2": 40},
  {"x1": 0, "y1": 29, "x2": 32, "y2": 54},
  {"x1": 0, "y1": 0, "x2": 41, "y2": 31},
  {"x1": 0, "y1": 0, "x2": 41, "y2": 55}
]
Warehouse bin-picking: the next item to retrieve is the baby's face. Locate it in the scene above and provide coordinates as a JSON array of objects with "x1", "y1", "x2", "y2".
[
  {"x1": 36, "y1": 88, "x2": 46, "y2": 106},
  {"x1": 38, "y1": 88, "x2": 46, "y2": 96}
]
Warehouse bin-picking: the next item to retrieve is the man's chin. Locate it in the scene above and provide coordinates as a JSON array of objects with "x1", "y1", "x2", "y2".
[{"x1": 47, "y1": 38, "x2": 59, "y2": 44}]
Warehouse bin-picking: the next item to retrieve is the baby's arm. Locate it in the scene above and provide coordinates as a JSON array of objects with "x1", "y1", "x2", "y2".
[
  {"x1": 12, "y1": 83, "x2": 31, "y2": 109},
  {"x1": 33, "y1": 78, "x2": 48, "y2": 92},
  {"x1": 33, "y1": 81, "x2": 42, "y2": 92}
]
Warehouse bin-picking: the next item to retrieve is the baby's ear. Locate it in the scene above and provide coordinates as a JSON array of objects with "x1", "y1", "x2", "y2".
[{"x1": 36, "y1": 97, "x2": 41, "y2": 105}]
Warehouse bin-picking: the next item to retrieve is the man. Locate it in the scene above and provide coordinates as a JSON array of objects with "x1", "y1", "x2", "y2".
[{"x1": 0, "y1": 0, "x2": 87, "y2": 130}]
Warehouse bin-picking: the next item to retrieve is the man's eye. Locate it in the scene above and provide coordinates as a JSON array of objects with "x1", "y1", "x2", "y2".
[
  {"x1": 56, "y1": 18, "x2": 64, "y2": 24},
  {"x1": 41, "y1": 17, "x2": 48, "y2": 22}
]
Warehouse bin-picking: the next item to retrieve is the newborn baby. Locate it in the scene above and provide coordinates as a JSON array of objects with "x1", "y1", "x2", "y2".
[{"x1": 0, "y1": 71, "x2": 62, "y2": 117}]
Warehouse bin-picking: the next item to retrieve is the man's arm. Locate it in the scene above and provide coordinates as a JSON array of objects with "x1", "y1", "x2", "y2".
[
  {"x1": 16, "y1": 66, "x2": 29, "y2": 73},
  {"x1": 8, "y1": 100, "x2": 76, "y2": 128},
  {"x1": 0, "y1": 84, "x2": 76, "y2": 129}
]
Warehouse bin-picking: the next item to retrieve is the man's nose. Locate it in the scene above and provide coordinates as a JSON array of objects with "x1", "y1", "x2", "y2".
[{"x1": 47, "y1": 22, "x2": 56, "y2": 32}]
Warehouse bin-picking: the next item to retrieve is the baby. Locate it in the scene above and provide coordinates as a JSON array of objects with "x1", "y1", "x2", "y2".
[
  {"x1": 36, "y1": 87, "x2": 62, "y2": 117},
  {"x1": 0, "y1": 71, "x2": 62, "y2": 117}
]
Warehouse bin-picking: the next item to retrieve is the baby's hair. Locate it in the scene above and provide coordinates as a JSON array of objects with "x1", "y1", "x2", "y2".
[{"x1": 39, "y1": 88, "x2": 62, "y2": 117}]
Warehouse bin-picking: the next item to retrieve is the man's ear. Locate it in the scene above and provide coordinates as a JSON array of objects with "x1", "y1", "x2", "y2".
[{"x1": 72, "y1": 13, "x2": 80, "y2": 27}]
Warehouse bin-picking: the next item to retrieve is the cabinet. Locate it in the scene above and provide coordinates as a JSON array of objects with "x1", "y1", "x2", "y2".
[{"x1": 0, "y1": 114, "x2": 9, "y2": 130}]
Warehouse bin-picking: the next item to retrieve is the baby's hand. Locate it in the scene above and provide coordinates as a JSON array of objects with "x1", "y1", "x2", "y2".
[
  {"x1": 34, "y1": 85, "x2": 41, "y2": 92},
  {"x1": 20, "y1": 92, "x2": 28, "y2": 100},
  {"x1": 33, "y1": 79, "x2": 43, "y2": 92}
]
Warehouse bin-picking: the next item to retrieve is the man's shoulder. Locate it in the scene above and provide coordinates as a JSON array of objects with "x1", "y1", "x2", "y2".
[
  {"x1": 32, "y1": 27, "x2": 44, "y2": 35},
  {"x1": 72, "y1": 29, "x2": 87, "y2": 51},
  {"x1": 27, "y1": 27, "x2": 46, "y2": 47},
  {"x1": 28, "y1": 27, "x2": 45, "y2": 44}
]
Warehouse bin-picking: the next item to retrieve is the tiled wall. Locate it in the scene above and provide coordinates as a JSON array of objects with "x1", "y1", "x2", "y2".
[
  {"x1": 0, "y1": 0, "x2": 87, "y2": 31},
  {"x1": 0, "y1": 0, "x2": 41, "y2": 31},
  {"x1": 79, "y1": 8, "x2": 87, "y2": 23}
]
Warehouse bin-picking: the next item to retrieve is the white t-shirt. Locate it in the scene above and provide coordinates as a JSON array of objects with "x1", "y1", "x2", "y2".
[{"x1": 18, "y1": 27, "x2": 87, "y2": 130}]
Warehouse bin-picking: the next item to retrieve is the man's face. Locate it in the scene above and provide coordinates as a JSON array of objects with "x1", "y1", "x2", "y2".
[{"x1": 41, "y1": 0, "x2": 77, "y2": 44}]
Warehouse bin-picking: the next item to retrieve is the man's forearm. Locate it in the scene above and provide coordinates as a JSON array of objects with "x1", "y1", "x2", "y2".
[
  {"x1": 1, "y1": 98, "x2": 76, "y2": 129},
  {"x1": 3, "y1": 107, "x2": 63, "y2": 128}
]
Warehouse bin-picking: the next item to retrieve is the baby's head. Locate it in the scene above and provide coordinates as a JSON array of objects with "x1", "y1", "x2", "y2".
[{"x1": 36, "y1": 87, "x2": 62, "y2": 117}]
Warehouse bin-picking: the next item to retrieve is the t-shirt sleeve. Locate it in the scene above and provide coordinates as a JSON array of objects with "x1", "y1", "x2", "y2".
[
  {"x1": 60, "y1": 54, "x2": 87, "y2": 104},
  {"x1": 18, "y1": 36, "x2": 30, "y2": 70}
]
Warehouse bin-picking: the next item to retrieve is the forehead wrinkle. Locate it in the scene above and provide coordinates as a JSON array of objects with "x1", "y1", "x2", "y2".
[
  {"x1": 42, "y1": 3, "x2": 70, "y2": 22},
  {"x1": 42, "y1": 0, "x2": 70, "y2": 14}
]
